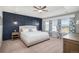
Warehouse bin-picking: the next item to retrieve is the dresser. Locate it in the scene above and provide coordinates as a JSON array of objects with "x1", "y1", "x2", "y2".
[{"x1": 63, "y1": 33, "x2": 79, "y2": 53}]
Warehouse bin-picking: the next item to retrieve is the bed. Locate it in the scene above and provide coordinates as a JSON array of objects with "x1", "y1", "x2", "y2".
[{"x1": 19, "y1": 25, "x2": 49, "y2": 47}]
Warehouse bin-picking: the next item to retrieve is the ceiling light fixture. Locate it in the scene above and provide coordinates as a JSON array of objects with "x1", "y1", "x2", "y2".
[
  {"x1": 38, "y1": 10, "x2": 43, "y2": 13},
  {"x1": 33, "y1": 6, "x2": 48, "y2": 13}
]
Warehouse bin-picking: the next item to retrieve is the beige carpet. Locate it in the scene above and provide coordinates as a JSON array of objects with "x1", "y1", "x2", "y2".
[{"x1": 0, "y1": 38, "x2": 63, "y2": 53}]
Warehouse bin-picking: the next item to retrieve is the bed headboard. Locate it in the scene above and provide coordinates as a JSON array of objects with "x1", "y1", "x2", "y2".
[{"x1": 19, "y1": 25, "x2": 37, "y2": 32}]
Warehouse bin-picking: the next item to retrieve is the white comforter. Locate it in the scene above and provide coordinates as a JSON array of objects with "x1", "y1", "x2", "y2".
[{"x1": 20, "y1": 31, "x2": 49, "y2": 46}]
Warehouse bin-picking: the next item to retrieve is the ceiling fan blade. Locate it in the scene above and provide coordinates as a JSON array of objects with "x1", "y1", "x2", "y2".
[
  {"x1": 41, "y1": 6, "x2": 47, "y2": 9},
  {"x1": 33, "y1": 6, "x2": 40, "y2": 10},
  {"x1": 39, "y1": 6, "x2": 41, "y2": 9}
]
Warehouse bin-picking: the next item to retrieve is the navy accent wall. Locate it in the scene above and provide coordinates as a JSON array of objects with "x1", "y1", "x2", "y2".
[{"x1": 3, "y1": 12, "x2": 42, "y2": 40}]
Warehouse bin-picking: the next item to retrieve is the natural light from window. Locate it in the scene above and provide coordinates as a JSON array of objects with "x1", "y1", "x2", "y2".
[
  {"x1": 52, "y1": 20, "x2": 57, "y2": 32},
  {"x1": 45, "y1": 21, "x2": 49, "y2": 31},
  {"x1": 61, "y1": 18, "x2": 70, "y2": 34}
]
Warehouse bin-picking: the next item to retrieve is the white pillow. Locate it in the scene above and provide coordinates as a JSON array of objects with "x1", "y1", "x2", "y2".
[
  {"x1": 28, "y1": 28, "x2": 37, "y2": 32},
  {"x1": 21, "y1": 28, "x2": 29, "y2": 32},
  {"x1": 32, "y1": 28, "x2": 37, "y2": 32}
]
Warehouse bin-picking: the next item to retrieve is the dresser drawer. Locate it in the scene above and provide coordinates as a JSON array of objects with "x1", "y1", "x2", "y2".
[{"x1": 64, "y1": 39, "x2": 79, "y2": 53}]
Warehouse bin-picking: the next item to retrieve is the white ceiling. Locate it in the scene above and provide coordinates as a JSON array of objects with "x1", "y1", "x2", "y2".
[{"x1": 0, "y1": 6, "x2": 79, "y2": 18}]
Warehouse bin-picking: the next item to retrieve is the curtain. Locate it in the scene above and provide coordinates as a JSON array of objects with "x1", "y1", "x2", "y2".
[
  {"x1": 49, "y1": 20, "x2": 52, "y2": 36},
  {"x1": 42, "y1": 20, "x2": 46, "y2": 31},
  {"x1": 69, "y1": 18, "x2": 76, "y2": 33},
  {"x1": 57, "y1": 19, "x2": 62, "y2": 38}
]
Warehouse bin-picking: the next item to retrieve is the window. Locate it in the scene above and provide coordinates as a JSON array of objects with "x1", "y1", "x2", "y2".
[
  {"x1": 45, "y1": 21, "x2": 49, "y2": 31},
  {"x1": 52, "y1": 20, "x2": 57, "y2": 32},
  {"x1": 61, "y1": 18, "x2": 70, "y2": 34}
]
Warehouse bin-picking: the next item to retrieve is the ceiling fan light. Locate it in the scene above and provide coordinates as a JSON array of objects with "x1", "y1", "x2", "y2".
[{"x1": 38, "y1": 10, "x2": 43, "y2": 13}]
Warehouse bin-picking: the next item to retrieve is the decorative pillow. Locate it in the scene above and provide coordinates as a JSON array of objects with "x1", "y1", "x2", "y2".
[
  {"x1": 22, "y1": 28, "x2": 29, "y2": 32},
  {"x1": 29, "y1": 29, "x2": 33, "y2": 32},
  {"x1": 32, "y1": 28, "x2": 37, "y2": 32}
]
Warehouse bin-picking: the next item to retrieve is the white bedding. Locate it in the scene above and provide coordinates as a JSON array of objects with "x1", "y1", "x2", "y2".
[{"x1": 20, "y1": 31, "x2": 49, "y2": 46}]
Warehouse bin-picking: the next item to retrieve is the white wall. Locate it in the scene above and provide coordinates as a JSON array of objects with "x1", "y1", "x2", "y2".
[
  {"x1": 0, "y1": 12, "x2": 2, "y2": 47},
  {"x1": 75, "y1": 13, "x2": 79, "y2": 33}
]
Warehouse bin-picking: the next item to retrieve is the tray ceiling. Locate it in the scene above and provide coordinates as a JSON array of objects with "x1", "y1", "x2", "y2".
[{"x1": 0, "y1": 6, "x2": 79, "y2": 18}]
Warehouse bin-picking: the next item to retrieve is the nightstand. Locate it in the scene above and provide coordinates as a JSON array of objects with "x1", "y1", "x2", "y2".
[{"x1": 12, "y1": 32, "x2": 20, "y2": 40}]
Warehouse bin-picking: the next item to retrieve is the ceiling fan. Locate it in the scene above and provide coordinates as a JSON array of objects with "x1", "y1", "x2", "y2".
[{"x1": 33, "y1": 6, "x2": 48, "y2": 13}]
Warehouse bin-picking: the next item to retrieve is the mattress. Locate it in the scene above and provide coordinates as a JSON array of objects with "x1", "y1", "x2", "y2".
[{"x1": 20, "y1": 31, "x2": 49, "y2": 46}]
